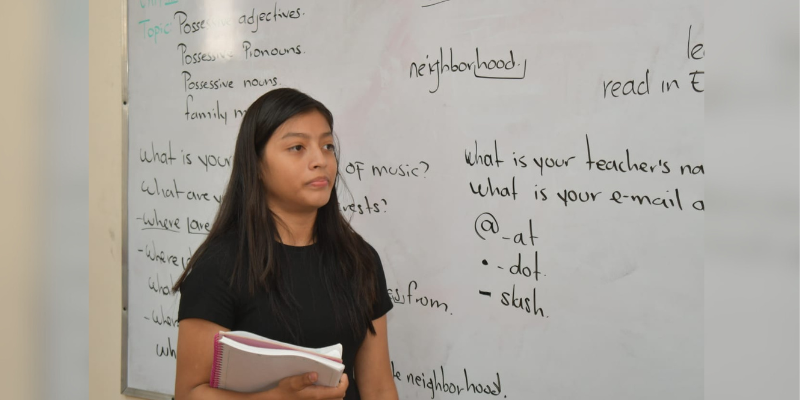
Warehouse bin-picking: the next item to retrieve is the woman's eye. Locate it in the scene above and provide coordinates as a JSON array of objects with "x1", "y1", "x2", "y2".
[
  {"x1": 324, "y1": 144, "x2": 336, "y2": 151},
  {"x1": 288, "y1": 145, "x2": 303, "y2": 152}
]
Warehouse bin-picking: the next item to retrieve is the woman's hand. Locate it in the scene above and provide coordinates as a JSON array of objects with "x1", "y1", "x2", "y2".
[{"x1": 266, "y1": 372, "x2": 349, "y2": 400}]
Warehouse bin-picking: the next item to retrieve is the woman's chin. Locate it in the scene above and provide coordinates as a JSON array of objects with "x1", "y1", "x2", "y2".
[{"x1": 304, "y1": 196, "x2": 332, "y2": 210}]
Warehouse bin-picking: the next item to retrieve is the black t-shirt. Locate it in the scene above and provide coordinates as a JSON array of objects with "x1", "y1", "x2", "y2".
[{"x1": 177, "y1": 232, "x2": 394, "y2": 400}]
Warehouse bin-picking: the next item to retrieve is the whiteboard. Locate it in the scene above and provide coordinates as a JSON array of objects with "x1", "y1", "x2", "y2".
[{"x1": 124, "y1": 1, "x2": 704, "y2": 399}]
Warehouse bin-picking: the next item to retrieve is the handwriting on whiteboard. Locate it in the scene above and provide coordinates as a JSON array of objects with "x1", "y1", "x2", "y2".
[{"x1": 409, "y1": 47, "x2": 527, "y2": 93}]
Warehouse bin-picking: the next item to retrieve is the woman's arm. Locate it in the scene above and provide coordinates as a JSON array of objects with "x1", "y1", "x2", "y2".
[
  {"x1": 175, "y1": 318, "x2": 262, "y2": 400},
  {"x1": 353, "y1": 316, "x2": 399, "y2": 400},
  {"x1": 175, "y1": 318, "x2": 348, "y2": 400}
]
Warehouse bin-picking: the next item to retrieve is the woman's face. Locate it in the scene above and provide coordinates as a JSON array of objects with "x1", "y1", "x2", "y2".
[{"x1": 260, "y1": 110, "x2": 337, "y2": 214}]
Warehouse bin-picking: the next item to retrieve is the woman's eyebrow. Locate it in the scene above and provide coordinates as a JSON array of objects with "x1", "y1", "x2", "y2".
[{"x1": 280, "y1": 131, "x2": 333, "y2": 140}]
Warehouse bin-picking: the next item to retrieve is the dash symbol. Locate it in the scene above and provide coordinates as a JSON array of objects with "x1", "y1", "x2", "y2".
[{"x1": 479, "y1": 290, "x2": 492, "y2": 297}]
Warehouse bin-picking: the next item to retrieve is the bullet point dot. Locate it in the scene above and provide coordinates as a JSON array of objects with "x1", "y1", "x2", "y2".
[{"x1": 481, "y1": 259, "x2": 488, "y2": 265}]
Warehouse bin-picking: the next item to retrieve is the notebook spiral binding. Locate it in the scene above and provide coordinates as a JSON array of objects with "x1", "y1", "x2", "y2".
[{"x1": 209, "y1": 332, "x2": 224, "y2": 388}]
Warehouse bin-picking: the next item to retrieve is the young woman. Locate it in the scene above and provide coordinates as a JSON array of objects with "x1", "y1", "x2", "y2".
[{"x1": 172, "y1": 88, "x2": 398, "y2": 400}]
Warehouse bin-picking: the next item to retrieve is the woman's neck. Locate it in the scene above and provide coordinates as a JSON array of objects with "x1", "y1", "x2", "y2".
[{"x1": 271, "y1": 208, "x2": 317, "y2": 246}]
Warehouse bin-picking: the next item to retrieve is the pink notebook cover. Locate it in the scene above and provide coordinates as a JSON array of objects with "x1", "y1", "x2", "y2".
[{"x1": 210, "y1": 332, "x2": 225, "y2": 388}]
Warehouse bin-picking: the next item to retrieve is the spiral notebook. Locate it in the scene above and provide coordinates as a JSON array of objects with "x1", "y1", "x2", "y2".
[{"x1": 210, "y1": 331, "x2": 345, "y2": 393}]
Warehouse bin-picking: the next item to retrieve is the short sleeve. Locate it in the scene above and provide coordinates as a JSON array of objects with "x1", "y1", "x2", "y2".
[
  {"x1": 369, "y1": 244, "x2": 394, "y2": 320},
  {"x1": 177, "y1": 239, "x2": 238, "y2": 329}
]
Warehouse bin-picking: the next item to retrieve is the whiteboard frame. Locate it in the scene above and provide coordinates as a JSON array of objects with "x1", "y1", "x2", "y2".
[
  {"x1": 119, "y1": 0, "x2": 174, "y2": 398},
  {"x1": 114, "y1": 3, "x2": 704, "y2": 398}
]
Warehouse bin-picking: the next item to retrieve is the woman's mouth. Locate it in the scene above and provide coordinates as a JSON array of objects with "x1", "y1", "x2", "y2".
[{"x1": 307, "y1": 177, "x2": 329, "y2": 188}]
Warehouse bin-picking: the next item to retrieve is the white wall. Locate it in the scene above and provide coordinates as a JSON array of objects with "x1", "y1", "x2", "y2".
[{"x1": 90, "y1": 0, "x2": 133, "y2": 399}]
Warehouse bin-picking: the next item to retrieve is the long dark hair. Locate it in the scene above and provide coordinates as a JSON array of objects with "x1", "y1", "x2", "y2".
[{"x1": 172, "y1": 88, "x2": 378, "y2": 341}]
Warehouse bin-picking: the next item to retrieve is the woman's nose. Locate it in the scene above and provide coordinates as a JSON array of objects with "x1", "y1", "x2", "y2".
[{"x1": 309, "y1": 146, "x2": 328, "y2": 169}]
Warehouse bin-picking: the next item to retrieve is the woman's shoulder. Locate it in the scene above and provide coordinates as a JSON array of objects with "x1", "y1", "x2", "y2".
[
  {"x1": 361, "y1": 239, "x2": 377, "y2": 254},
  {"x1": 189, "y1": 230, "x2": 241, "y2": 275},
  {"x1": 205, "y1": 229, "x2": 240, "y2": 254},
  {"x1": 345, "y1": 234, "x2": 379, "y2": 262},
  {"x1": 357, "y1": 238, "x2": 383, "y2": 268}
]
